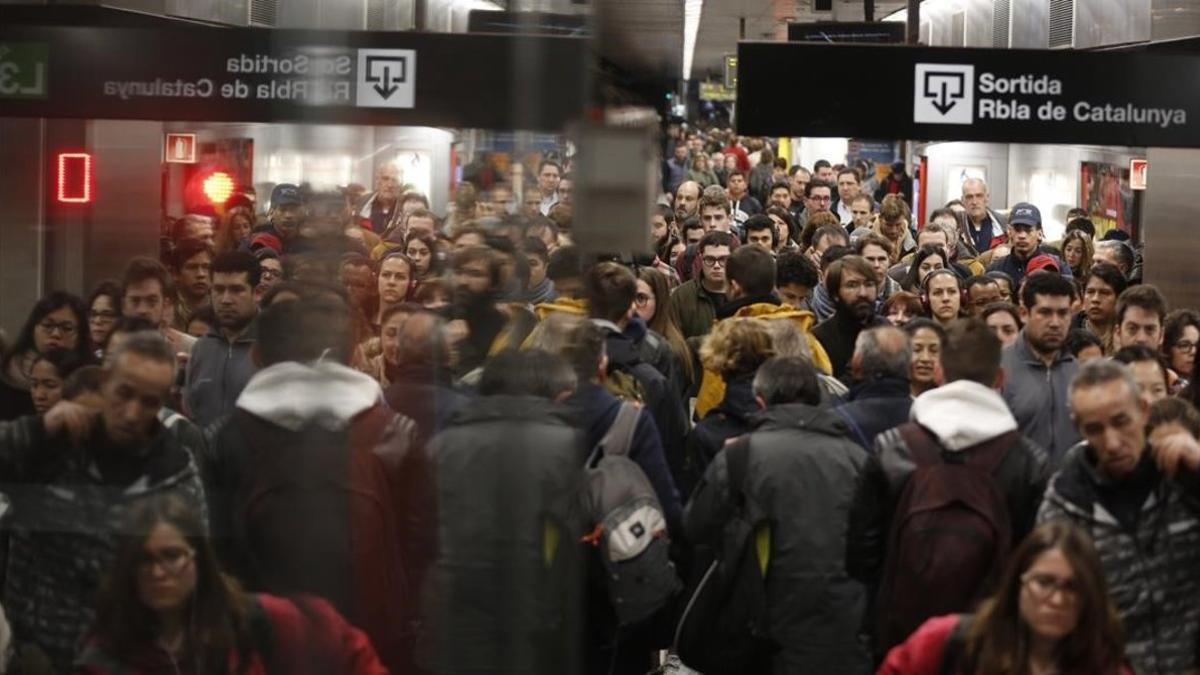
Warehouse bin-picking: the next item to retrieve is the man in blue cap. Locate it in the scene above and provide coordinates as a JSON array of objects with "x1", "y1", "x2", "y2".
[
  {"x1": 247, "y1": 183, "x2": 305, "y2": 255},
  {"x1": 986, "y1": 202, "x2": 1071, "y2": 286}
]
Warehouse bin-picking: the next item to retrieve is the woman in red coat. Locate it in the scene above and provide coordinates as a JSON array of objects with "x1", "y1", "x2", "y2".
[
  {"x1": 880, "y1": 521, "x2": 1132, "y2": 675},
  {"x1": 75, "y1": 494, "x2": 387, "y2": 675}
]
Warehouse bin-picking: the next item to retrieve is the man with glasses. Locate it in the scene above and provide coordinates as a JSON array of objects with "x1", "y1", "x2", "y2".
[
  {"x1": 671, "y1": 231, "x2": 734, "y2": 340},
  {"x1": 0, "y1": 331, "x2": 206, "y2": 672},
  {"x1": 1038, "y1": 359, "x2": 1200, "y2": 674},
  {"x1": 961, "y1": 178, "x2": 1007, "y2": 253},
  {"x1": 800, "y1": 179, "x2": 834, "y2": 232}
]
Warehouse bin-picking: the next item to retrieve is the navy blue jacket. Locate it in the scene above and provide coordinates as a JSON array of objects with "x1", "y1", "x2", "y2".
[
  {"x1": 834, "y1": 376, "x2": 913, "y2": 451},
  {"x1": 681, "y1": 373, "x2": 758, "y2": 498}
]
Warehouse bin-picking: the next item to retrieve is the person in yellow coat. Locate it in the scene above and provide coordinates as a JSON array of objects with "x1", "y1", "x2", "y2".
[{"x1": 695, "y1": 245, "x2": 832, "y2": 419}]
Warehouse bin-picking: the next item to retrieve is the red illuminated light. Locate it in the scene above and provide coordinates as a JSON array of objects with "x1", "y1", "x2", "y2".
[
  {"x1": 57, "y1": 153, "x2": 93, "y2": 204},
  {"x1": 203, "y1": 171, "x2": 235, "y2": 205}
]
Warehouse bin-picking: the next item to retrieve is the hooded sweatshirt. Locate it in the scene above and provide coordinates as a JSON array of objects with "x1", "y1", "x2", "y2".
[
  {"x1": 848, "y1": 379, "x2": 1050, "y2": 597},
  {"x1": 909, "y1": 380, "x2": 1017, "y2": 451}
]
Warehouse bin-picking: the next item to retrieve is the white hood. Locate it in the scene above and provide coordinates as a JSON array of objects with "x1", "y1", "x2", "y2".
[
  {"x1": 236, "y1": 361, "x2": 382, "y2": 431},
  {"x1": 910, "y1": 380, "x2": 1017, "y2": 452}
]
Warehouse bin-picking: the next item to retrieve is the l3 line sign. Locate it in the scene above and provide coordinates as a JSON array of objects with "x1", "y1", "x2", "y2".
[
  {"x1": 0, "y1": 25, "x2": 586, "y2": 131},
  {"x1": 736, "y1": 41, "x2": 1200, "y2": 148}
]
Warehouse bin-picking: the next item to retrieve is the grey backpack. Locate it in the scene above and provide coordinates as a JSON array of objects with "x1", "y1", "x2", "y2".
[{"x1": 581, "y1": 403, "x2": 681, "y2": 626}]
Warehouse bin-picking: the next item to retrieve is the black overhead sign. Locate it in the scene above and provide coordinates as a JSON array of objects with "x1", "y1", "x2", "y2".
[
  {"x1": 736, "y1": 41, "x2": 1200, "y2": 147},
  {"x1": 0, "y1": 24, "x2": 587, "y2": 130}
]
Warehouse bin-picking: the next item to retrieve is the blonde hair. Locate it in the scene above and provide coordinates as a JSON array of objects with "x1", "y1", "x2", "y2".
[{"x1": 700, "y1": 318, "x2": 775, "y2": 378}]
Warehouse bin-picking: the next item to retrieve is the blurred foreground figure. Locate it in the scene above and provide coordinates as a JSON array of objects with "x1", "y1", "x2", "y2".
[
  {"x1": 0, "y1": 332, "x2": 205, "y2": 672},
  {"x1": 206, "y1": 298, "x2": 420, "y2": 674},
  {"x1": 419, "y1": 349, "x2": 584, "y2": 675},
  {"x1": 76, "y1": 494, "x2": 387, "y2": 675}
]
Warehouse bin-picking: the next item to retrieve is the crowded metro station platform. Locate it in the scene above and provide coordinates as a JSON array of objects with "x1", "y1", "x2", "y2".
[{"x1": 3, "y1": 0, "x2": 1200, "y2": 673}]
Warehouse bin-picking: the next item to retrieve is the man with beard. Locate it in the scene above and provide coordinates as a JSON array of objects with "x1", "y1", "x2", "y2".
[
  {"x1": 446, "y1": 246, "x2": 537, "y2": 377},
  {"x1": 184, "y1": 251, "x2": 261, "y2": 427},
  {"x1": 814, "y1": 255, "x2": 887, "y2": 379},
  {"x1": 1001, "y1": 271, "x2": 1081, "y2": 464},
  {"x1": 675, "y1": 180, "x2": 701, "y2": 221}
]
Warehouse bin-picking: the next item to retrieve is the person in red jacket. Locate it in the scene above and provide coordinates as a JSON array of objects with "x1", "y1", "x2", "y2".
[
  {"x1": 75, "y1": 494, "x2": 387, "y2": 675},
  {"x1": 880, "y1": 521, "x2": 1131, "y2": 675}
]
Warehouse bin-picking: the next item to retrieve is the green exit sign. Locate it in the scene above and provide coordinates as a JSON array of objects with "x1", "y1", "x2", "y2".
[{"x1": 0, "y1": 43, "x2": 49, "y2": 99}]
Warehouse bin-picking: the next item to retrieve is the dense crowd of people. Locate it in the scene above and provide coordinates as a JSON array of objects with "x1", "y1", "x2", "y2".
[{"x1": 0, "y1": 129, "x2": 1196, "y2": 675}]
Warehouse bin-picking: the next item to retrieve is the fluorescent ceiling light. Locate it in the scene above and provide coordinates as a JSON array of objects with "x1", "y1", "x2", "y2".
[{"x1": 682, "y1": 0, "x2": 703, "y2": 80}]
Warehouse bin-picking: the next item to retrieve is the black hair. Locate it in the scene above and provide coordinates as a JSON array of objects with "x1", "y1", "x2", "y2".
[
  {"x1": 1085, "y1": 262, "x2": 1129, "y2": 298},
  {"x1": 902, "y1": 244, "x2": 949, "y2": 293},
  {"x1": 820, "y1": 244, "x2": 854, "y2": 272},
  {"x1": 743, "y1": 215, "x2": 779, "y2": 248},
  {"x1": 546, "y1": 245, "x2": 583, "y2": 283},
  {"x1": 1, "y1": 291, "x2": 92, "y2": 375},
  {"x1": 1066, "y1": 329, "x2": 1104, "y2": 358},
  {"x1": 1021, "y1": 269, "x2": 1077, "y2": 309},
  {"x1": 776, "y1": 251, "x2": 819, "y2": 290},
  {"x1": 211, "y1": 250, "x2": 262, "y2": 289}
]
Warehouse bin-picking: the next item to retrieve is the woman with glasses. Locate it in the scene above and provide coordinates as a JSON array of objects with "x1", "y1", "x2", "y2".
[
  {"x1": 76, "y1": 494, "x2": 387, "y2": 675},
  {"x1": 881, "y1": 521, "x2": 1130, "y2": 675},
  {"x1": 86, "y1": 281, "x2": 123, "y2": 359},
  {"x1": 635, "y1": 267, "x2": 695, "y2": 394},
  {"x1": 0, "y1": 291, "x2": 91, "y2": 421},
  {"x1": 1164, "y1": 309, "x2": 1200, "y2": 390}
]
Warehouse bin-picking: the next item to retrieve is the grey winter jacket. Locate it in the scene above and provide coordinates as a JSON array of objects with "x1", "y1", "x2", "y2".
[
  {"x1": 184, "y1": 323, "x2": 257, "y2": 428},
  {"x1": 685, "y1": 403, "x2": 872, "y2": 674},
  {"x1": 1038, "y1": 443, "x2": 1200, "y2": 675},
  {"x1": 0, "y1": 413, "x2": 207, "y2": 673},
  {"x1": 1000, "y1": 332, "x2": 1081, "y2": 465}
]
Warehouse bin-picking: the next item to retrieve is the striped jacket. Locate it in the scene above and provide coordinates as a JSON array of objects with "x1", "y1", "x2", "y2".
[
  {"x1": 0, "y1": 413, "x2": 207, "y2": 673},
  {"x1": 1037, "y1": 443, "x2": 1200, "y2": 675}
]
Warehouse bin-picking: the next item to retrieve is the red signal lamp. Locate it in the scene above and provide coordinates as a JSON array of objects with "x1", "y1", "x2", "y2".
[
  {"x1": 56, "y1": 152, "x2": 93, "y2": 204},
  {"x1": 202, "y1": 171, "x2": 235, "y2": 205}
]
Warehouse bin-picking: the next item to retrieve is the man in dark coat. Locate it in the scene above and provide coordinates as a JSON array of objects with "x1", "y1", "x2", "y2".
[
  {"x1": 835, "y1": 325, "x2": 913, "y2": 450},
  {"x1": 686, "y1": 356, "x2": 872, "y2": 673}
]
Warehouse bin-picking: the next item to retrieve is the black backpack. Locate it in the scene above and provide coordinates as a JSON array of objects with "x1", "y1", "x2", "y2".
[
  {"x1": 673, "y1": 439, "x2": 774, "y2": 674},
  {"x1": 877, "y1": 424, "x2": 1016, "y2": 654}
]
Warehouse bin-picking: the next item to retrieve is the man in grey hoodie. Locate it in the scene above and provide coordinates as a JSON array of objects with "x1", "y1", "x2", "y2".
[{"x1": 848, "y1": 317, "x2": 1050, "y2": 656}]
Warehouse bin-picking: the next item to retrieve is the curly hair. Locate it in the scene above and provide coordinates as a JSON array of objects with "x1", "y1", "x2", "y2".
[{"x1": 699, "y1": 317, "x2": 775, "y2": 378}]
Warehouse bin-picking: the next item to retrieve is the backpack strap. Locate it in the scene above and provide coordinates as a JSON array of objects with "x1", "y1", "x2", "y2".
[
  {"x1": 725, "y1": 438, "x2": 751, "y2": 508},
  {"x1": 598, "y1": 402, "x2": 642, "y2": 458},
  {"x1": 940, "y1": 614, "x2": 974, "y2": 675},
  {"x1": 898, "y1": 423, "x2": 943, "y2": 467}
]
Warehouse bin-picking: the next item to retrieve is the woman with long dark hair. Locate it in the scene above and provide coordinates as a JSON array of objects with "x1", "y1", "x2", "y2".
[
  {"x1": 635, "y1": 267, "x2": 695, "y2": 392},
  {"x1": 881, "y1": 521, "x2": 1130, "y2": 675},
  {"x1": 0, "y1": 291, "x2": 91, "y2": 421},
  {"x1": 901, "y1": 245, "x2": 948, "y2": 294},
  {"x1": 76, "y1": 494, "x2": 387, "y2": 675}
]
